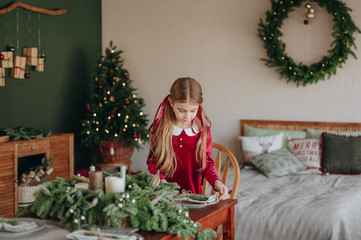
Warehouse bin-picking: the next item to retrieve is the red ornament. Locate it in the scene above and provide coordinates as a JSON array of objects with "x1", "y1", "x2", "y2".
[
  {"x1": 0, "y1": 54, "x2": 4, "y2": 60},
  {"x1": 125, "y1": 75, "x2": 129, "y2": 79},
  {"x1": 133, "y1": 134, "x2": 137, "y2": 138},
  {"x1": 125, "y1": 100, "x2": 130, "y2": 105},
  {"x1": 99, "y1": 85, "x2": 103, "y2": 89},
  {"x1": 87, "y1": 105, "x2": 91, "y2": 111},
  {"x1": 304, "y1": 19, "x2": 309, "y2": 25},
  {"x1": 25, "y1": 72, "x2": 30, "y2": 78},
  {"x1": 110, "y1": 114, "x2": 114, "y2": 118}
]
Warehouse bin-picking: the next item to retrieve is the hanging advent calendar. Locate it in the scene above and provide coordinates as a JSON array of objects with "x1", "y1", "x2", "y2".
[{"x1": 0, "y1": 2, "x2": 67, "y2": 86}]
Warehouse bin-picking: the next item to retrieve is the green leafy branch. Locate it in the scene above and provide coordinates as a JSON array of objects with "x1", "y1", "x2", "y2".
[{"x1": 16, "y1": 172, "x2": 216, "y2": 240}]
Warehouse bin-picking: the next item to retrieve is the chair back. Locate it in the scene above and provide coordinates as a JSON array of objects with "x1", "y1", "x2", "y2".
[{"x1": 202, "y1": 142, "x2": 240, "y2": 199}]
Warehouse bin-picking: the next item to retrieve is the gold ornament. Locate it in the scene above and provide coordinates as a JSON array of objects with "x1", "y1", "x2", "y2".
[
  {"x1": 110, "y1": 96, "x2": 115, "y2": 102},
  {"x1": 305, "y1": 3, "x2": 312, "y2": 9},
  {"x1": 309, "y1": 8, "x2": 314, "y2": 13},
  {"x1": 306, "y1": 13, "x2": 315, "y2": 19}
]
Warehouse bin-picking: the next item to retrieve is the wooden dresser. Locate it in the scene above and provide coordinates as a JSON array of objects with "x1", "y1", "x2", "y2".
[{"x1": 0, "y1": 133, "x2": 74, "y2": 217}]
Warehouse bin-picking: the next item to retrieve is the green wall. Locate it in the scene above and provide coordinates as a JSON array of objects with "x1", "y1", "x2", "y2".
[{"x1": 0, "y1": 0, "x2": 102, "y2": 169}]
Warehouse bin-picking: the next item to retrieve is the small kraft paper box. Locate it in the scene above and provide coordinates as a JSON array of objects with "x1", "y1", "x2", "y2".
[
  {"x1": 0, "y1": 51, "x2": 14, "y2": 68},
  {"x1": 36, "y1": 58, "x2": 44, "y2": 72},
  {"x1": 11, "y1": 56, "x2": 26, "y2": 79},
  {"x1": 0, "y1": 68, "x2": 5, "y2": 86},
  {"x1": 23, "y1": 48, "x2": 38, "y2": 66}
]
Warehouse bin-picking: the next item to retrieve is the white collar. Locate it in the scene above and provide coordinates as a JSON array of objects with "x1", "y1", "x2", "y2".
[{"x1": 173, "y1": 125, "x2": 199, "y2": 136}]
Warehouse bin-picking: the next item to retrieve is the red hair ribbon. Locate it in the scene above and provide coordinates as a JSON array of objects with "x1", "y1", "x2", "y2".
[
  {"x1": 196, "y1": 105, "x2": 211, "y2": 172},
  {"x1": 149, "y1": 95, "x2": 170, "y2": 134}
]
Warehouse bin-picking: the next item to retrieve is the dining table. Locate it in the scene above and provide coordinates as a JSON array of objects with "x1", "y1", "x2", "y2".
[{"x1": 0, "y1": 199, "x2": 237, "y2": 240}]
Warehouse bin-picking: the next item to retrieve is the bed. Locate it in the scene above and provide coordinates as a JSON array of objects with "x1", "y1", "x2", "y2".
[{"x1": 231, "y1": 119, "x2": 361, "y2": 240}]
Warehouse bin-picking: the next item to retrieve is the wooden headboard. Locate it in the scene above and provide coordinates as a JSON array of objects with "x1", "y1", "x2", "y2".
[{"x1": 241, "y1": 119, "x2": 361, "y2": 136}]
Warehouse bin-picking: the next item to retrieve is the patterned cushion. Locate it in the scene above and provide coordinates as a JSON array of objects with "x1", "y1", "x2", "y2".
[
  {"x1": 250, "y1": 148, "x2": 306, "y2": 178},
  {"x1": 287, "y1": 138, "x2": 322, "y2": 174},
  {"x1": 238, "y1": 133, "x2": 283, "y2": 165}
]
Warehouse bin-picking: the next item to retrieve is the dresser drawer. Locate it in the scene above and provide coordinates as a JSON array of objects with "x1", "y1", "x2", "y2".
[{"x1": 17, "y1": 139, "x2": 49, "y2": 157}]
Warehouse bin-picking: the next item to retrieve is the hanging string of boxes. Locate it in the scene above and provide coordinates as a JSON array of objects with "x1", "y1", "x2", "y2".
[
  {"x1": 0, "y1": 48, "x2": 45, "y2": 85},
  {"x1": 0, "y1": 2, "x2": 67, "y2": 86}
]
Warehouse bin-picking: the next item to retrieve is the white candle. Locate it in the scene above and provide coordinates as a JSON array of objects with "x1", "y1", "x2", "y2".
[
  {"x1": 105, "y1": 176, "x2": 125, "y2": 194},
  {"x1": 121, "y1": 165, "x2": 127, "y2": 178}
]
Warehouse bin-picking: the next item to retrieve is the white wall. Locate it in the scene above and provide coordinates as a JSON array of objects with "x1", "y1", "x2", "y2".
[{"x1": 102, "y1": 0, "x2": 361, "y2": 172}]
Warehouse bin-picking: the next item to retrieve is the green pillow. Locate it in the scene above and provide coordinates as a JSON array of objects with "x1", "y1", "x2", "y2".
[
  {"x1": 322, "y1": 133, "x2": 361, "y2": 174},
  {"x1": 307, "y1": 128, "x2": 361, "y2": 138},
  {"x1": 243, "y1": 124, "x2": 307, "y2": 147},
  {"x1": 250, "y1": 148, "x2": 306, "y2": 178}
]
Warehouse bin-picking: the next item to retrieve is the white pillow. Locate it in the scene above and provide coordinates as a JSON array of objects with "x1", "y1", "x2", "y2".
[{"x1": 238, "y1": 133, "x2": 284, "y2": 165}]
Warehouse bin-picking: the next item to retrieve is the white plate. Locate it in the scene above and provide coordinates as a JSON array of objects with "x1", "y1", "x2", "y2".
[
  {"x1": 183, "y1": 197, "x2": 219, "y2": 208},
  {"x1": 168, "y1": 193, "x2": 219, "y2": 208},
  {"x1": 0, "y1": 218, "x2": 46, "y2": 238},
  {"x1": 66, "y1": 229, "x2": 144, "y2": 240}
]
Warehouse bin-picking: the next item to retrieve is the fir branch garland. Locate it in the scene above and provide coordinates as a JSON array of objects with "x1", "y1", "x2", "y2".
[
  {"x1": 258, "y1": 0, "x2": 361, "y2": 86},
  {"x1": 16, "y1": 172, "x2": 216, "y2": 240}
]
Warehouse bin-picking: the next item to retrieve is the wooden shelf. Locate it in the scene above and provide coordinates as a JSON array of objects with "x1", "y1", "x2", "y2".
[{"x1": 0, "y1": 133, "x2": 74, "y2": 217}]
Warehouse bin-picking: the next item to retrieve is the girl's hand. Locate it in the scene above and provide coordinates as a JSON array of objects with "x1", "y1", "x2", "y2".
[{"x1": 213, "y1": 180, "x2": 229, "y2": 200}]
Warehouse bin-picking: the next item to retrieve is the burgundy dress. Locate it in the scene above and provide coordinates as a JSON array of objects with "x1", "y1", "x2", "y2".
[{"x1": 147, "y1": 125, "x2": 221, "y2": 194}]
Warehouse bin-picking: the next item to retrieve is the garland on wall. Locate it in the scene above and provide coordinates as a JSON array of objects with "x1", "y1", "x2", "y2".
[{"x1": 258, "y1": 0, "x2": 361, "y2": 86}]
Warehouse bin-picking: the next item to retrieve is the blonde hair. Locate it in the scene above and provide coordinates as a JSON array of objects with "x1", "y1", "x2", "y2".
[{"x1": 150, "y1": 77, "x2": 209, "y2": 178}]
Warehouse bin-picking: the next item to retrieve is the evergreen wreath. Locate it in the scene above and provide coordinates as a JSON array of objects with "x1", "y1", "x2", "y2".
[
  {"x1": 258, "y1": 0, "x2": 361, "y2": 86},
  {"x1": 16, "y1": 172, "x2": 216, "y2": 240}
]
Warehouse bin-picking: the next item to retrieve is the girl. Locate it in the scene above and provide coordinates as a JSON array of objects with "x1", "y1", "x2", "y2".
[{"x1": 147, "y1": 77, "x2": 228, "y2": 200}]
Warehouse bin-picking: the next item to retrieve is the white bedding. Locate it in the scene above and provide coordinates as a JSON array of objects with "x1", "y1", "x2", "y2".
[{"x1": 232, "y1": 167, "x2": 361, "y2": 240}]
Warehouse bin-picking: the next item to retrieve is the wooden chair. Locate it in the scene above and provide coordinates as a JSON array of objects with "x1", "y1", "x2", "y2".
[
  {"x1": 202, "y1": 142, "x2": 240, "y2": 240},
  {"x1": 202, "y1": 142, "x2": 240, "y2": 199}
]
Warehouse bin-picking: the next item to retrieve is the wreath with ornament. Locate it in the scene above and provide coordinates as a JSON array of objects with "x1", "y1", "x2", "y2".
[
  {"x1": 16, "y1": 172, "x2": 216, "y2": 240},
  {"x1": 258, "y1": 0, "x2": 361, "y2": 86}
]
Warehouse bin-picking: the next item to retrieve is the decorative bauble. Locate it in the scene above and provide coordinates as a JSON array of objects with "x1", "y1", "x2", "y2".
[
  {"x1": 308, "y1": 8, "x2": 315, "y2": 13},
  {"x1": 99, "y1": 85, "x2": 103, "y2": 89},
  {"x1": 0, "y1": 54, "x2": 4, "y2": 60},
  {"x1": 7, "y1": 45, "x2": 15, "y2": 52},
  {"x1": 87, "y1": 105, "x2": 91, "y2": 111},
  {"x1": 139, "y1": 98, "x2": 144, "y2": 104},
  {"x1": 125, "y1": 75, "x2": 129, "y2": 79},
  {"x1": 125, "y1": 100, "x2": 130, "y2": 105},
  {"x1": 110, "y1": 96, "x2": 115, "y2": 102},
  {"x1": 304, "y1": 19, "x2": 309, "y2": 25},
  {"x1": 306, "y1": 12, "x2": 315, "y2": 19},
  {"x1": 305, "y1": 2, "x2": 312, "y2": 9},
  {"x1": 115, "y1": 67, "x2": 119, "y2": 71},
  {"x1": 25, "y1": 72, "x2": 30, "y2": 78},
  {"x1": 40, "y1": 53, "x2": 47, "y2": 62}
]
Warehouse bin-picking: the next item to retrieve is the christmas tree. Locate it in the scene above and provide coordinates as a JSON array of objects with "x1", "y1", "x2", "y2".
[{"x1": 80, "y1": 42, "x2": 149, "y2": 151}]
